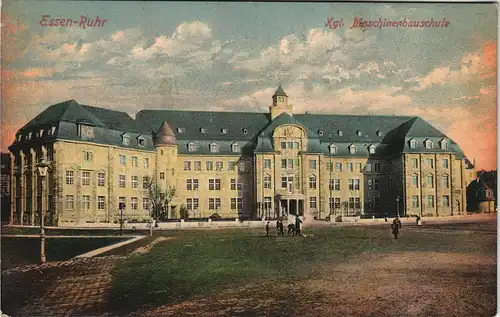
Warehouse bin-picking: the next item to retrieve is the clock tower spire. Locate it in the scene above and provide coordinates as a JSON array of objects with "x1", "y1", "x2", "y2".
[{"x1": 270, "y1": 85, "x2": 293, "y2": 120}]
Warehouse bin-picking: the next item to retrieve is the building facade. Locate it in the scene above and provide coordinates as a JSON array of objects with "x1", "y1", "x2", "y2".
[
  {"x1": 1, "y1": 153, "x2": 11, "y2": 223},
  {"x1": 8, "y1": 87, "x2": 476, "y2": 226}
]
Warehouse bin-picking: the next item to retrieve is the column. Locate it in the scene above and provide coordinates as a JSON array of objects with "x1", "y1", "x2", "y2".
[
  {"x1": 30, "y1": 148, "x2": 36, "y2": 225},
  {"x1": 19, "y1": 151, "x2": 25, "y2": 225},
  {"x1": 10, "y1": 152, "x2": 16, "y2": 225},
  {"x1": 286, "y1": 199, "x2": 290, "y2": 216}
]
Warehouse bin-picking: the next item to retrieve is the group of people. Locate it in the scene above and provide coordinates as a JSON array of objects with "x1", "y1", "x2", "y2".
[{"x1": 265, "y1": 216, "x2": 303, "y2": 237}]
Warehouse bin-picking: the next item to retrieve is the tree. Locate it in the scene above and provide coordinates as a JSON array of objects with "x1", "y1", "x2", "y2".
[{"x1": 145, "y1": 177, "x2": 174, "y2": 227}]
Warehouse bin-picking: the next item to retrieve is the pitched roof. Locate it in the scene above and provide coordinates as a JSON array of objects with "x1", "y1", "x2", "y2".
[
  {"x1": 273, "y1": 85, "x2": 288, "y2": 97},
  {"x1": 154, "y1": 121, "x2": 177, "y2": 145}
]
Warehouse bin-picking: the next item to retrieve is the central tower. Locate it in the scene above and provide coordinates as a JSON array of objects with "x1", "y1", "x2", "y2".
[{"x1": 270, "y1": 85, "x2": 293, "y2": 120}]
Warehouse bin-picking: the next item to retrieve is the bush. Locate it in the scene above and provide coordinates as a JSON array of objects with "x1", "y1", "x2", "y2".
[{"x1": 209, "y1": 213, "x2": 222, "y2": 221}]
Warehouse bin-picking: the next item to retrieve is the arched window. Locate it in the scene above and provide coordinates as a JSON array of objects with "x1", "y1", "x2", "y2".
[
  {"x1": 409, "y1": 139, "x2": 418, "y2": 149},
  {"x1": 231, "y1": 143, "x2": 241, "y2": 153},
  {"x1": 309, "y1": 175, "x2": 317, "y2": 189}
]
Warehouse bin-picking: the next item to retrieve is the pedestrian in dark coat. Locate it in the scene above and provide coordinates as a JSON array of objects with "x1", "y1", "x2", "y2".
[
  {"x1": 266, "y1": 221, "x2": 270, "y2": 237},
  {"x1": 295, "y1": 216, "x2": 302, "y2": 236},
  {"x1": 391, "y1": 217, "x2": 401, "y2": 239},
  {"x1": 276, "y1": 220, "x2": 280, "y2": 235}
]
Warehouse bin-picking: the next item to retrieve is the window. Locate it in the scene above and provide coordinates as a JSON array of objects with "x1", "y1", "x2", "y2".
[
  {"x1": 119, "y1": 155, "x2": 126, "y2": 165},
  {"x1": 232, "y1": 143, "x2": 241, "y2": 153},
  {"x1": 237, "y1": 180, "x2": 243, "y2": 191},
  {"x1": 66, "y1": 170, "x2": 74, "y2": 185},
  {"x1": 412, "y1": 195, "x2": 419, "y2": 208},
  {"x1": 187, "y1": 179, "x2": 199, "y2": 191},
  {"x1": 309, "y1": 160, "x2": 317, "y2": 170},
  {"x1": 184, "y1": 161, "x2": 191, "y2": 171},
  {"x1": 334, "y1": 197, "x2": 341, "y2": 210},
  {"x1": 81, "y1": 171, "x2": 91, "y2": 186},
  {"x1": 330, "y1": 179, "x2": 340, "y2": 191},
  {"x1": 98, "y1": 196, "x2": 106, "y2": 210},
  {"x1": 281, "y1": 159, "x2": 287, "y2": 169},
  {"x1": 374, "y1": 179, "x2": 380, "y2": 190},
  {"x1": 368, "y1": 145, "x2": 376, "y2": 154},
  {"x1": 442, "y1": 175, "x2": 449, "y2": 188},
  {"x1": 231, "y1": 179, "x2": 237, "y2": 190},
  {"x1": 188, "y1": 142, "x2": 197, "y2": 152},
  {"x1": 374, "y1": 162, "x2": 381, "y2": 172},
  {"x1": 230, "y1": 198, "x2": 243, "y2": 210},
  {"x1": 329, "y1": 144, "x2": 337, "y2": 154},
  {"x1": 287, "y1": 141, "x2": 293, "y2": 149},
  {"x1": 138, "y1": 137, "x2": 145, "y2": 147},
  {"x1": 294, "y1": 142, "x2": 299, "y2": 149},
  {"x1": 338, "y1": 130, "x2": 343, "y2": 136},
  {"x1": 65, "y1": 195, "x2": 74, "y2": 210},
  {"x1": 368, "y1": 179, "x2": 373, "y2": 190},
  {"x1": 426, "y1": 159, "x2": 434, "y2": 168},
  {"x1": 412, "y1": 175, "x2": 419, "y2": 187},
  {"x1": 264, "y1": 175, "x2": 272, "y2": 189},
  {"x1": 131, "y1": 157, "x2": 138, "y2": 167},
  {"x1": 123, "y1": 135, "x2": 130, "y2": 145},
  {"x1": 281, "y1": 176, "x2": 287, "y2": 189},
  {"x1": 131, "y1": 176, "x2": 138, "y2": 188},
  {"x1": 210, "y1": 143, "x2": 219, "y2": 153},
  {"x1": 440, "y1": 140, "x2": 448, "y2": 150},
  {"x1": 206, "y1": 161, "x2": 213, "y2": 171},
  {"x1": 119, "y1": 197, "x2": 126, "y2": 210},
  {"x1": 200, "y1": 128, "x2": 206, "y2": 134},
  {"x1": 309, "y1": 175, "x2": 317, "y2": 189},
  {"x1": 287, "y1": 159, "x2": 294, "y2": 169},
  {"x1": 194, "y1": 161, "x2": 202, "y2": 171},
  {"x1": 377, "y1": 130, "x2": 383, "y2": 137},
  {"x1": 318, "y1": 129, "x2": 324, "y2": 136},
  {"x1": 264, "y1": 197, "x2": 272, "y2": 211},
  {"x1": 410, "y1": 139, "x2": 417, "y2": 149},
  {"x1": 84, "y1": 151, "x2": 93, "y2": 161},
  {"x1": 209, "y1": 179, "x2": 221, "y2": 190},
  {"x1": 411, "y1": 158, "x2": 418, "y2": 168},
  {"x1": 143, "y1": 158, "x2": 149, "y2": 168},
  {"x1": 242, "y1": 128, "x2": 248, "y2": 135},
  {"x1": 348, "y1": 179, "x2": 360, "y2": 190},
  {"x1": 238, "y1": 162, "x2": 245, "y2": 172},
  {"x1": 143, "y1": 198, "x2": 150, "y2": 210},
  {"x1": 264, "y1": 159, "x2": 272, "y2": 169},
  {"x1": 356, "y1": 130, "x2": 362, "y2": 136},
  {"x1": 365, "y1": 163, "x2": 372, "y2": 172},
  {"x1": 442, "y1": 159, "x2": 449, "y2": 169},
  {"x1": 228, "y1": 161, "x2": 236, "y2": 171},
  {"x1": 177, "y1": 127, "x2": 185, "y2": 134},
  {"x1": 349, "y1": 144, "x2": 356, "y2": 154},
  {"x1": 326, "y1": 162, "x2": 333, "y2": 172},
  {"x1": 355, "y1": 198, "x2": 361, "y2": 210},
  {"x1": 425, "y1": 140, "x2": 433, "y2": 149},
  {"x1": 309, "y1": 197, "x2": 317, "y2": 209},
  {"x1": 427, "y1": 195, "x2": 434, "y2": 208},
  {"x1": 281, "y1": 142, "x2": 287, "y2": 149},
  {"x1": 329, "y1": 198, "x2": 335, "y2": 212},
  {"x1": 427, "y1": 174, "x2": 434, "y2": 187},
  {"x1": 119, "y1": 175, "x2": 126, "y2": 188},
  {"x1": 356, "y1": 163, "x2": 362, "y2": 172},
  {"x1": 160, "y1": 172, "x2": 165, "y2": 180},
  {"x1": 143, "y1": 176, "x2": 149, "y2": 189},
  {"x1": 222, "y1": 128, "x2": 227, "y2": 134},
  {"x1": 349, "y1": 197, "x2": 355, "y2": 210},
  {"x1": 443, "y1": 195, "x2": 450, "y2": 207},
  {"x1": 216, "y1": 161, "x2": 223, "y2": 171},
  {"x1": 131, "y1": 197, "x2": 138, "y2": 210},
  {"x1": 82, "y1": 195, "x2": 90, "y2": 210},
  {"x1": 186, "y1": 198, "x2": 199, "y2": 211},
  {"x1": 335, "y1": 163, "x2": 342, "y2": 172},
  {"x1": 209, "y1": 198, "x2": 221, "y2": 210},
  {"x1": 98, "y1": 172, "x2": 105, "y2": 186},
  {"x1": 347, "y1": 163, "x2": 353, "y2": 172}
]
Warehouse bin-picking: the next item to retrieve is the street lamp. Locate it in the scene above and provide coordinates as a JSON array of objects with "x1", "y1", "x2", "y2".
[
  {"x1": 36, "y1": 159, "x2": 49, "y2": 264},
  {"x1": 396, "y1": 196, "x2": 400, "y2": 218},
  {"x1": 328, "y1": 134, "x2": 333, "y2": 218}
]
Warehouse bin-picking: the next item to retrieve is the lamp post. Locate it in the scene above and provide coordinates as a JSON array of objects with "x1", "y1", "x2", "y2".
[
  {"x1": 36, "y1": 160, "x2": 49, "y2": 264},
  {"x1": 328, "y1": 134, "x2": 333, "y2": 218},
  {"x1": 396, "y1": 196, "x2": 400, "y2": 218}
]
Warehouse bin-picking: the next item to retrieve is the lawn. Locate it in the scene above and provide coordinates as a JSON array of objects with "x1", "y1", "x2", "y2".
[
  {"x1": 108, "y1": 222, "x2": 497, "y2": 316},
  {"x1": 1, "y1": 237, "x2": 129, "y2": 269}
]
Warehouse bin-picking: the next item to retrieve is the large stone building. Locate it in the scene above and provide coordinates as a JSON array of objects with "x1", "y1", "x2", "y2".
[{"x1": 8, "y1": 86, "x2": 476, "y2": 226}]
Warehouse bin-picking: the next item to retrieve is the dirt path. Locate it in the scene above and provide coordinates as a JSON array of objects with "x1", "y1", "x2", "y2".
[{"x1": 133, "y1": 251, "x2": 496, "y2": 317}]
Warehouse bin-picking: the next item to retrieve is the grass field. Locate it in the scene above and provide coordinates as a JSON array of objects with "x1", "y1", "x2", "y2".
[
  {"x1": 1, "y1": 237, "x2": 129, "y2": 269},
  {"x1": 108, "y1": 221, "x2": 497, "y2": 316}
]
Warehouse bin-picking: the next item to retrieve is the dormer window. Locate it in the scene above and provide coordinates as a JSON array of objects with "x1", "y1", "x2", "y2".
[
  {"x1": 329, "y1": 144, "x2": 337, "y2": 154},
  {"x1": 424, "y1": 139, "x2": 433, "y2": 149},
  {"x1": 177, "y1": 127, "x2": 185, "y2": 134},
  {"x1": 188, "y1": 142, "x2": 197, "y2": 152},
  {"x1": 242, "y1": 128, "x2": 248, "y2": 135},
  {"x1": 39, "y1": 129, "x2": 44, "y2": 137},
  {"x1": 122, "y1": 134, "x2": 130, "y2": 145},
  {"x1": 137, "y1": 136, "x2": 146, "y2": 147},
  {"x1": 222, "y1": 128, "x2": 227, "y2": 134},
  {"x1": 28, "y1": 132, "x2": 32, "y2": 140},
  {"x1": 409, "y1": 139, "x2": 418, "y2": 149},
  {"x1": 376, "y1": 130, "x2": 383, "y2": 137},
  {"x1": 349, "y1": 144, "x2": 357, "y2": 154},
  {"x1": 368, "y1": 145, "x2": 376, "y2": 154},
  {"x1": 440, "y1": 139, "x2": 448, "y2": 150},
  {"x1": 356, "y1": 130, "x2": 362, "y2": 136},
  {"x1": 338, "y1": 130, "x2": 343, "y2": 136},
  {"x1": 210, "y1": 142, "x2": 220, "y2": 153},
  {"x1": 200, "y1": 128, "x2": 206, "y2": 134},
  {"x1": 51, "y1": 127, "x2": 56, "y2": 135},
  {"x1": 78, "y1": 124, "x2": 95, "y2": 140},
  {"x1": 231, "y1": 143, "x2": 241, "y2": 153},
  {"x1": 318, "y1": 129, "x2": 324, "y2": 136}
]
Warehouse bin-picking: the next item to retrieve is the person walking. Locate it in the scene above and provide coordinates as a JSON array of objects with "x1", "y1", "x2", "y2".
[
  {"x1": 391, "y1": 217, "x2": 401, "y2": 239},
  {"x1": 295, "y1": 216, "x2": 302, "y2": 236},
  {"x1": 276, "y1": 220, "x2": 281, "y2": 236},
  {"x1": 266, "y1": 221, "x2": 270, "y2": 237},
  {"x1": 279, "y1": 220, "x2": 285, "y2": 236}
]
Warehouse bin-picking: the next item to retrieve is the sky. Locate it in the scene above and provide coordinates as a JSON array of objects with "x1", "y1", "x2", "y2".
[{"x1": 1, "y1": 1, "x2": 497, "y2": 170}]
